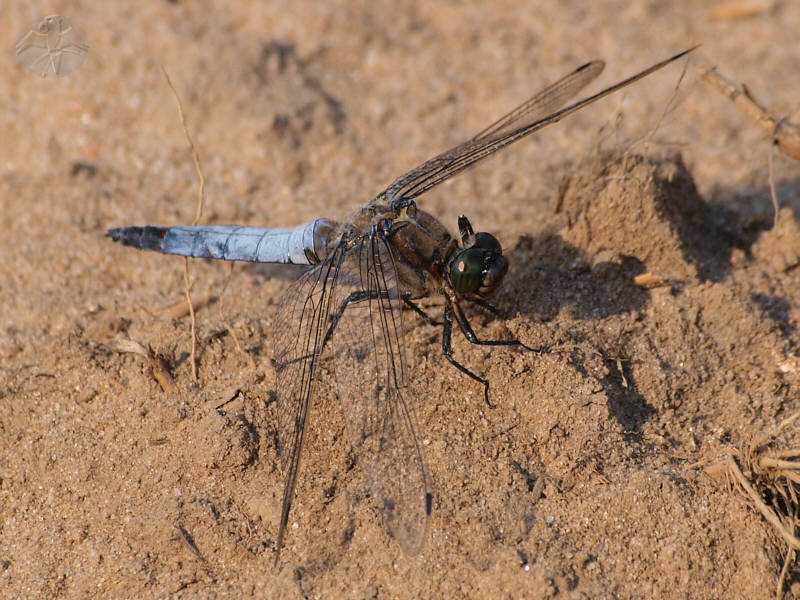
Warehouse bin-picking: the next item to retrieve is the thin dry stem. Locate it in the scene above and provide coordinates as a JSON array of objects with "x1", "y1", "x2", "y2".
[
  {"x1": 779, "y1": 471, "x2": 800, "y2": 487},
  {"x1": 774, "y1": 412, "x2": 800, "y2": 437},
  {"x1": 182, "y1": 261, "x2": 198, "y2": 381},
  {"x1": 758, "y1": 456, "x2": 800, "y2": 471},
  {"x1": 768, "y1": 143, "x2": 779, "y2": 229},
  {"x1": 173, "y1": 524, "x2": 206, "y2": 562},
  {"x1": 777, "y1": 545, "x2": 793, "y2": 600},
  {"x1": 639, "y1": 52, "x2": 692, "y2": 151},
  {"x1": 218, "y1": 261, "x2": 257, "y2": 373},
  {"x1": 771, "y1": 449, "x2": 800, "y2": 460},
  {"x1": 751, "y1": 412, "x2": 800, "y2": 453},
  {"x1": 161, "y1": 66, "x2": 205, "y2": 225},
  {"x1": 162, "y1": 65, "x2": 206, "y2": 382},
  {"x1": 697, "y1": 63, "x2": 800, "y2": 231},
  {"x1": 777, "y1": 502, "x2": 799, "y2": 600}
]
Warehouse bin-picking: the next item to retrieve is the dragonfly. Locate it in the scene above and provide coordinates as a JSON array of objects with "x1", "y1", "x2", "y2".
[{"x1": 108, "y1": 47, "x2": 695, "y2": 563}]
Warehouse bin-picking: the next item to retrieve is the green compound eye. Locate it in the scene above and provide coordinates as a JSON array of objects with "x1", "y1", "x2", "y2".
[
  {"x1": 475, "y1": 232, "x2": 501, "y2": 253},
  {"x1": 450, "y1": 248, "x2": 485, "y2": 294}
]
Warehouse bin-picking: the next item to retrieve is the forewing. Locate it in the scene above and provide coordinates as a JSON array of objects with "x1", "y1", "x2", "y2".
[
  {"x1": 328, "y1": 229, "x2": 430, "y2": 554},
  {"x1": 377, "y1": 60, "x2": 603, "y2": 206},
  {"x1": 471, "y1": 60, "x2": 604, "y2": 142},
  {"x1": 379, "y1": 47, "x2": 695, "y2": 206}
]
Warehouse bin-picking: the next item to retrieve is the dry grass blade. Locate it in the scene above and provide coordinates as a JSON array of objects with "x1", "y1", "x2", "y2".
[
  {"x1": 703, "y1": 412, "x2": 800, "y2": 596},
  {"x1": 218, "y1": 262, "x2": 257, "y2": 373},
  {"x1": 771, "y1": 448, "x2": 800, "y2": 459},
  {"x1": 157, "y1": 289, "x2": 213, "y2": 320},
  {"x1": 721, "y1": 454, "x2": 800, "y2": 550},
  {"x1": 760, "y1": 457, "x2": 800, "y2": 470},
  {"x1": 709, "y1": 1, "x2": 776, "y2": 21},
  {"x1": 777, "y1": 542, "x2": 794, "y2": 600},
  {"x1": 106, "y1": 337, "x2": 175, "y2": 392}
]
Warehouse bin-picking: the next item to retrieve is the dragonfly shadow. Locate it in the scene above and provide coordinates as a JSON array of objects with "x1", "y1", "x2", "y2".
[
  {"x1": 500, "y1": 230, "x2": 654, "y2": 432},
  {"x1": 501, "y1": 229, "x2": 650, "y2": 323},
  {"x1": 246, "y1": 262, "x2": 311, "y2": 282}
]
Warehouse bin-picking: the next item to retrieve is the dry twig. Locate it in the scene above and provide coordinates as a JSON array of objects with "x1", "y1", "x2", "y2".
[
  {"x1": 698, "y1": 64, "x2": 800, "y2": 231},
  {"x1": 697, "y1": 65, "x2": 800, "y2": 162}
]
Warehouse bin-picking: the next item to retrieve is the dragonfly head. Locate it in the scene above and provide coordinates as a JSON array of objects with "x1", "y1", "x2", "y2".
[{"x1": 448, "y1": 215, "x2": 508, "y2": 297}]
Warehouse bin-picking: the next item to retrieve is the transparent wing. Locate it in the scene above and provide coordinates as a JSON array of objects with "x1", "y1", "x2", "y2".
[
  {"x1": 272, "y1": 246, "x2": 346, "y2": 562},
  {"x1": 378, "y1": 47, "x2": 695, "y2": 206},
  {"x1": 327, "y1": 228, "x2": 430, "y2": 554},
  {"x1": 271, "y1": 228, "x2": 430, "y2": 558},
  {"x1": 471, "y1": 60, "x2": 604, "y2": 142}
]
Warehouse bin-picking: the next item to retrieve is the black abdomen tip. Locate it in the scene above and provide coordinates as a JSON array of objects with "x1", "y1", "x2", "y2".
[{"x1": 107, "y1": 226, "x2": 169, "y2": 252}]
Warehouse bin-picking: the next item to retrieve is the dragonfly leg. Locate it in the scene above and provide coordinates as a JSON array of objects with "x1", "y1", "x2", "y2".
[
  {"x1": 321, "y1": 289, "x2": 391, "y2": 350},
  {"x1": 452, "y1": 299, "x2": 548, "y2": 353},
  {"x1": 403, "y1": 298, "x2": 442, "y2": 326},
  {"x1": 275, "y1": 289, "x2": 392, "y2": 372},
  {"x1": 463, "y1": 296, "x2": 504, "y2": 318},
  {"x1": 442, "y1": 305, "x2": 494, "y2": 408}
]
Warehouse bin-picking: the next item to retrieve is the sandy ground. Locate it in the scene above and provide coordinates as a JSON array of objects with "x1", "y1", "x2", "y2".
[{"x1": 2, "y1": 1, "x2": 800, "y2": 598}]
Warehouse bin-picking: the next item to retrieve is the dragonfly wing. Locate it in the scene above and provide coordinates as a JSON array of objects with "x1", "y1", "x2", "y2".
[
  {"x1": 378, "y1": 47, "x2": 695, "y2": 206},
  {"x1": 377, "y1": 60, "x2": 603, "y2": 206},
  {"x1": 272, "y1": 247, "x2": 346, "y2": 562},
  {"x1": 471, "y1": 60, "x2": 604, "y2": 142},
  {"x1": 328, "y1": 229, "x2": 430, "y2": 555}
]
